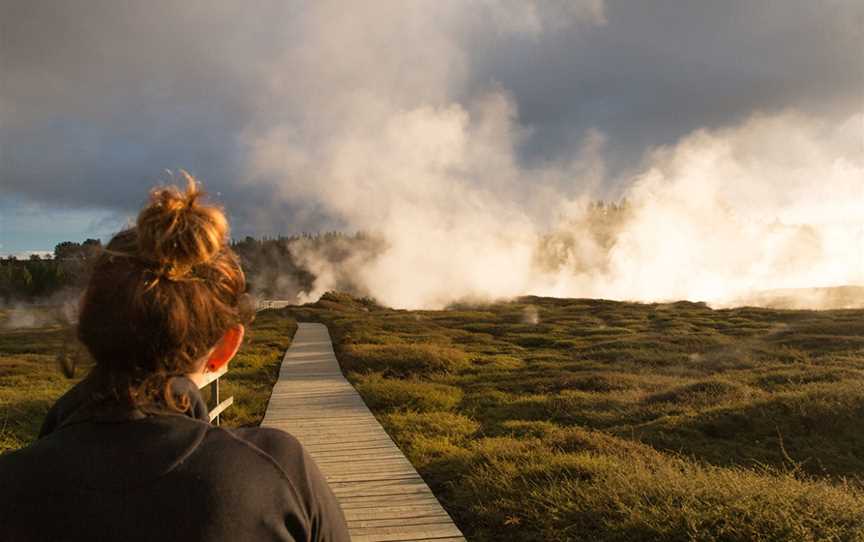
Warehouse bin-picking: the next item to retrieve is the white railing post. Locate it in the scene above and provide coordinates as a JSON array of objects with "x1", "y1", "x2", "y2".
[{"x1": 198, "y1": 365, "x2": 234, "y2": 425}]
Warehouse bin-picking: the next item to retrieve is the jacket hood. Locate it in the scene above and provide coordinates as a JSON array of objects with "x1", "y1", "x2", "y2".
[{"x1": 32, "y1": 370, "x2": 213, "y2": 491}]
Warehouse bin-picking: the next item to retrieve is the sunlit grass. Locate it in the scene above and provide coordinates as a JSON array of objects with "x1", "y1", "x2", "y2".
[
  {"x1": 285, "y1": 292, "x2": 864, "y2": 542},
  {"x1": 4, "y1": 294, "x2": 864, "y2": 540},
  {"x1": 0, "y1": 307, "x2": 296, "y2": 452}
]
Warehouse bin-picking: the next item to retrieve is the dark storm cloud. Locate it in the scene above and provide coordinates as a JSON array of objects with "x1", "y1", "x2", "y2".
[
  {"x1": 1, "y1": 0, "x2": 861, "y2": 234},
  {"x1": 483, "y1": 0, "x2": 863, "y2": 174},
  {"x1": 0, "y1": 0, "x2": 328, "y2": 235}
]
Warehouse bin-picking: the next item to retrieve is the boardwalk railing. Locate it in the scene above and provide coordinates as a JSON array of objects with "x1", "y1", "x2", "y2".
[
  {"x1": 196, "y1": 299, "x2": 291, "y2": 426},
  {"x1": 257, "y1": 299, "x2": 293, "y2": 311},
  {"x1": 197, "y1": 365, "x2": 233, "y2": 425}
]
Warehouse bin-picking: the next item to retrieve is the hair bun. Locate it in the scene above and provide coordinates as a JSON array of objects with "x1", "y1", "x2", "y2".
[{"x1": 136, "y1": 171, "x2": 228, "y2": 280}]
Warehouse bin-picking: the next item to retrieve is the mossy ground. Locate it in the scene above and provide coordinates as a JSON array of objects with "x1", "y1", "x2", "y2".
[
  {"x1": 283, "y1": 293, "x2": 864, "y2": 541},
  {"x1": 0, "y1": 307, "x2": 295, "y2": 453}
]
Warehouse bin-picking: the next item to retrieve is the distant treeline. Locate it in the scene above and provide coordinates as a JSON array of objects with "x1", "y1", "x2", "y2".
[
  {"x1": 0, "y1": 240, "x2": 102, "y2": 302},
  {"x1": 232, "y1": 232, "x2": 386, "y2": 300},
  {"x1": 0, "y1": 233, "x2": 385, "y2": 303}
]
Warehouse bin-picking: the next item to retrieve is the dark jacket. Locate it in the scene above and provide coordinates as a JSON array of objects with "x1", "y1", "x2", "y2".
[{"x1": 0, "y1": 369, "x2": 350, "y2": 542}]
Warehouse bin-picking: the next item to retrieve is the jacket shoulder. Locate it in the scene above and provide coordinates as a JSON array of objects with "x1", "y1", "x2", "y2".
[
  {"x1": 229, "y1": 426, "x2": 305, "y2": 462},
  {"x1": 220, "y1": 427, "x2": 350, "y2": 542},
  {"x1": 211, "y1": 427, "x2": 309, "y2": 490}
]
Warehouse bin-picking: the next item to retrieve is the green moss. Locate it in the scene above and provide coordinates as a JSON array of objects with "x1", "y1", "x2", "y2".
[
  {"x1": 0, "y1": 308, "x2": 297, "y2": 449},
  {"x1": 353, "y1": 373, "x2": 463, "y2": 412},
  {"x1": 381, "y1": 410, "x2": 480, "y2": 443},
  {"x1": 341, "y1": 342, "x2": 471, "y2": 376},
  {"x1": 645, "y1": 379, "x2": 755, "y2": 407}
]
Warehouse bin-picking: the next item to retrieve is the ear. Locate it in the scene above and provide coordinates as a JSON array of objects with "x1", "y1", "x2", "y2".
[{"x1": 206, "y1": 324, "x2": 245, "y2": 372}]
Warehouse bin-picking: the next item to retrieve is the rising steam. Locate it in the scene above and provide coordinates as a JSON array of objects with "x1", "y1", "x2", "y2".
[{"x1": 239, "y1": 1, "x2": 862, "y2": 309}]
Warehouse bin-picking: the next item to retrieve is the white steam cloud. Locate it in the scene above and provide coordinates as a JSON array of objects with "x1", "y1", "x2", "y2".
[
  {"x1": 236, "y1": 1, "x2": 864, "y2": 307},
  {"x1": 240, "y1": 1, "x2": 861, "y2": 309},
  {"x1": 241, "y1": 1, "x2": 602, "y2": 308},
  {"x1": 595, "y1": 112, "x2": 864, "y2": 305},
  {"x1": 4, "y1": 0, "x2": 862, "y2": 293}
]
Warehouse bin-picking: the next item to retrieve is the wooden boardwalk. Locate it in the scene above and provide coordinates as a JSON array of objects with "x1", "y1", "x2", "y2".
[{"x1": 262, "y1": 323, "x2": 466, "y2": 542}]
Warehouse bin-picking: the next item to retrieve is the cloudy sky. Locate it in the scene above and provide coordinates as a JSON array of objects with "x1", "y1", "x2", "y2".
[{"x1": 0, "y1": 1, "x2": 861, "y2": 305}]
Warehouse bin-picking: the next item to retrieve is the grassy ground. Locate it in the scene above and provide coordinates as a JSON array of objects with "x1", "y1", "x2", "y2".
[
  {"x1": 0, "y1": 307, "x2": 295, "y2": 453},
  {"x1": 283, "y1": 292, "x2": 864, "y2": 542},
  {"x1": 0, "y1": 307, "x2": 77, "y2": 452},
  {"x1": 4, "y1": 296, "x2": 864, "y2": 540}
]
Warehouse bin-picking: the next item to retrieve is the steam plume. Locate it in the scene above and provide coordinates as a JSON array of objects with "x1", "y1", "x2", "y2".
[{"x1": 240, "y1": 2, "x2": 862, "y2": 309}]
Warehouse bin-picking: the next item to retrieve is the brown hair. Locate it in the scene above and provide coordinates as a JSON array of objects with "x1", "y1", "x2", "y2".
[{"x1": 77, "y1": 172, "x2": 254, "y2": 411}]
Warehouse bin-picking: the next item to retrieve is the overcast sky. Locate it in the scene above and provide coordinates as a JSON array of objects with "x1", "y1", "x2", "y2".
[{"x1": 1, "y1": 0, "x2": 861, "y2": 255}]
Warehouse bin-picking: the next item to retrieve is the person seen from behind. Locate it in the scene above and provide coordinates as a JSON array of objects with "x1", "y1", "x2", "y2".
[{"x1": 0, "y1": 174, "x2": 350, "y2": 541}]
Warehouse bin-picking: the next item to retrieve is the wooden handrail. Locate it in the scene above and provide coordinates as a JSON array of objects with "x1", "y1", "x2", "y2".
[
  {"x1": 196, "y1": 297, "x2": 292, "y2": 425},
  {"x1": 197, "y1": 365, "x2": 233, "y2": 426},
  {"x1": 208, "y1": 396, "x2": 234, "y2": 423},
  {"x1": 197, "y1": 365, "x2": 228, "y2": 389}
]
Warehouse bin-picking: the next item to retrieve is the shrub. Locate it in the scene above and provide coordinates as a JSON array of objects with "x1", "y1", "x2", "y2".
[
  {"x1": 634, "y1": 383, "x2": 864, "y2": 477},
  {"x1": 753, "y1": 368, "x2": 863, "y2": 391},
  {"x1": 472, "y1": 354, "x2": 524, "y2": 371},
  {"x1": 557, "y1": 373, "x2": 634, "y2": 393},
  {"x1": 353, "y1": 373, "x2": 463, "y2": 411},
  {"x1": 382, "y1": 410, "x2": 480, "y2": 443},
  {"x1": 645, "y1": 379, "x2": 753, "y2": 407},
  {"x1": 341, "y1": 343, "x2": 471, "y2": 376},
  {"x1": 513, "y1": 334, "x2": 560, "y2": 348},
  {"x1": 457, "y1": 434, "x2": 864, "y2": 542}
]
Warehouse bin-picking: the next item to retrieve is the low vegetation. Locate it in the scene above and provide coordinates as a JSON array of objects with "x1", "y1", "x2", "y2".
[
  {"x1": 0, "y1": 307, "x2": 295, "y2": 453},
  {"x1": 4, "y1": 292, "x2": 864, "y2": 540},
  {"x1": 283, "y1": 292, "x2": 864, "y2": 541},
  {"x1": 0, "y1": 307, "x2": 76, "y2": 452}
]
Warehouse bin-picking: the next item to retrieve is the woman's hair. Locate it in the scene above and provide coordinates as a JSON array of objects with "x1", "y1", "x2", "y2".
[{"x1": 77, "y1": 172, "x2": 254, "y2": 411}]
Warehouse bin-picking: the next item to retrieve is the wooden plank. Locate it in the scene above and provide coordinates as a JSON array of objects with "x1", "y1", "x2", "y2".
[
  {"x1": 271, "y1": 428, "x2": 390, "y2": 440},
  {"x1": 348, "y1": 523, "x2": 463, "y2": 541},
  {"x1": 300, "y1": 443, "x2": 401, "y2": 454},
  {"x1": 314, "y1": 453, "x2": 409, "y2": 465},
  {"x1": 325, "y1": 471, "x2": 421, "y2": 484},
  {"x1": 340, "y1": 501, "x2": 445, "y2": 515},
  {"x1": 317, "y1": 456, "x2": 415, "y2": 470},
  {"x1": 265, "y1": 412, "x2": 382, "y2": 420},
  {"x1": 343, "y1": 505, "x2": 451, "y2": 521},
  {"x1": 282, "y1": 435, "x2": 396, "y2": 446},
  {"x1": 337, "y1": 496, "x2": 442, "y2": 510},
  {"x1": 265, "y1": 396, "x2": 367, "y2": 405},
  {"x1": 328, "y1": 478, "x2": 433, "y2": 498},
  {"x1": 349, "y1": 517, "x2": 460, "y2": 531},
  {"x1": 207, "y1": 396, "x2": 234, "y2": 422},
  {"x1": 263, "y1": 323, "x2": 465, "y2": 542},
  {"x1": 269, "y1": 392, "x2": 359, "y2": 399},
  {"x1": 287, "y1": 436, "x2": 396, "y2": 447},
  {"x1": 197, "y1": 364, "x2": 228, "y2": 389},
  {"x1": 316, "y1": 453, "x2": 411, "y2": 466}
]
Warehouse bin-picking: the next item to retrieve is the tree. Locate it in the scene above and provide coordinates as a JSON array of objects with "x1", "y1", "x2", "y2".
[{"x1": 54, "y1": 241, "x2": 82, "y2": 260}]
